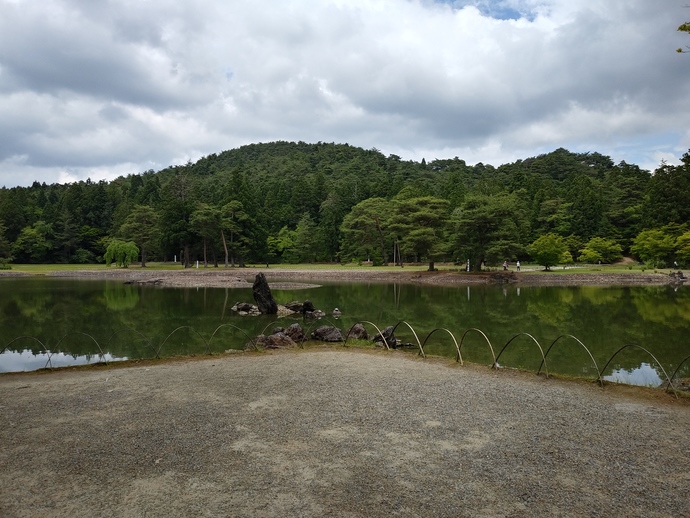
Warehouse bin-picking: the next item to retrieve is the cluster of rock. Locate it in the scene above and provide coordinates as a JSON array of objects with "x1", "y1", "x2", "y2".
[
  {"x1": 669, "y1": 271, "x2": 686, "y2": 284},
  {"x1": 241, "y1": 273, "x2": 413, "y2": 350},
  {"x1": 248, "y1": 322, "x2": 414, "y2": 350},
  {"x1": 234, "y1": 273, "x2": 331, "y2": 318},
  {"x1": 253, "y1": 323, "x2": 307, "y2": 349}
]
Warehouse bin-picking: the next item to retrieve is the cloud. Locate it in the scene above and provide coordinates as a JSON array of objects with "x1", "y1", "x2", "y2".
[{"x1": 1, "y1": 0, "x2": 689, "y2": 186}]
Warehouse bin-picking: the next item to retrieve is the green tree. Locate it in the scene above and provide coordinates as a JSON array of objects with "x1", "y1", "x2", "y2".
[
  {"x1": 602, "y1": 161, "x2": 649, "y2": 251},
  {"x1": 453, "y1": 193, "x2": 529, "y2": 270},
  {"x1": 675, "y1": 230, "x2": 690, "y2": 266},
  {"x1": 267, "y1": 226, "x2": 297, "y2": 263},
  {"x1": 340, "y1": 197, "x2": 391, "y2": 265},
  {"x1": 578, "y1": 237, "x2": 623, "y2": 264},
  {"x1": 190, "y1": 203, "x2": 220, "y2": 267},
  {"x1": 119, "y1": 205, "x2": 160, "y2": 267},
  {"x1": 0, "y1": 220, "x2": 11, "y2": 261},
  {"x1": 159, "y1": 173, "x2": 197, "y2": 268},
  {"x1": 528, "y1": 233, "x2": 568, "y2": 270},
  {"x1": 631, "y1": 229, "x2": 676, "y2": 267},
  {"x1": 389, "y1": 196, "x2": 450, "y2": 271},
  {"x1": 642, "y1": 153, "x2": 690, "y2": 228},
  {"x1": 12, "y1": 221, "x2": 53, "y2": 263},
  {"x1": 104, "y1": 240, "x2": 139, "y2": 268},
  {"x1": 293, "y1": 213, "x2": 319, "y2": 263},
  {"x1": 54, "y1": 210, "x2": 80, "y2": 263},
  {"x1": 220, "y1": 200, "x2": 249, "y2": 267}
]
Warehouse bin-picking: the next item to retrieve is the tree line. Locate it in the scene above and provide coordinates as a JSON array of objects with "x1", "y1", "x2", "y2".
[{"x1": 1, "y1": 141, "x2": 689, "y2": 269}]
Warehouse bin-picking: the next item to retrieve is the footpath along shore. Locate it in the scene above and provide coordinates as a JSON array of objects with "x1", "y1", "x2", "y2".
[
  {"x1": 1, "y1": 348, "x2": 689, "y2": 517},
  {"x1": 1, "y1": 265, "x2": 677, "y2": 288}
]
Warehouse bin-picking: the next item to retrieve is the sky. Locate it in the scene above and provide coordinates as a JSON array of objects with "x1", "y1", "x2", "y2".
[{"x1": 1, "y1": 0, "x2": 689, "y2": 188}]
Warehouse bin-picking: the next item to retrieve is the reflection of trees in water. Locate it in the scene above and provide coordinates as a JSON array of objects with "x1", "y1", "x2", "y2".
[
  {"x1": 631, "y1": 286, "x2": 690, "y2": 327},
  {"x1": 2, "y1": 279, "x2": 690, "y2": 380},
  {"x1": 103, "y1": 285, "x2": 140, "y2": 311}
]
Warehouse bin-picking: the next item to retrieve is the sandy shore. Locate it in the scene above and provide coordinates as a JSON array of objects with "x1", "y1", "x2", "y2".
[
  {"x1": 1, "y1": 348, "x2": 689, "y2": 518},
  {"x1": 4, "y1": 266, "x2": 674, "y2": 288}
]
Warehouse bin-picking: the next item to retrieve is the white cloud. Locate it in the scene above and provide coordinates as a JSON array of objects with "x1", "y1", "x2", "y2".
[{"x1": 0, "y1": 0, "x2": 689, "y2": 186}]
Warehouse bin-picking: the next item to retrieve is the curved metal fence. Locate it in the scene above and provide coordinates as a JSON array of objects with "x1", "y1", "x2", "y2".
[{"x1": 2, "y1": 320, "x2": 689, "y2": 395}]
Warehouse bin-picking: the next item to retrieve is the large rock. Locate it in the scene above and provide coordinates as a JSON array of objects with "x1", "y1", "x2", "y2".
[
  {"x1": 253, "y1": 273, "x2": 278, "y2": 314},
  {"x1": 311, "y1": 325, "x2": 345, "y2": 342},
  {"x1": 254, "y1": 332, "x2": 296, "y2": 349},
  {"x1": 284, "y1": 323, "x2": 306, "y2": 342},
  {"x1": 284, "y1": 301, "x2": 304, "y2": 313},
  {"x1": 346, "y1": 323, "x2": 369, "y2": 340},
  {"x1": 373, "y1": 326, "x2": 397, "y2": 348}
]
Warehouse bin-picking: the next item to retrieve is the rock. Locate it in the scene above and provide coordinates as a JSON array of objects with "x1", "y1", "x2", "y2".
[
  {"x1": 253, "y1": 273, "x2": 278, "y2": 314},
  {"x1": 346, "y1": 323, "x2": 369, "y2": 340},
  {"x1": 254, "y1": 332, "x2": 296, "y2": 349},
  {"x1": 272, "y1": 327, "x2": 285, "y2": 335},
  {"x1": 302, "y1": 300, "x2": 315, "y2": 314},
  {"x1": 304, "y1": 309, "x2": 326, "y2": 320},
  {"x1": 284, "y1": 301, "x2": 304, "y2": 313},
  {"x1": 284, "y1": 323, "x2": 306, "y2": 342},
  {"x1": 373, "y1": 326, "x2": 397, "y2": 348},
  {"x1": 332, "y1": 308, "x2": 342, "y2": 318},
  {"x1": 231, "y1": 302, "x2": 261, "y2": 316},
  {"x1": 311, "y1": 325, "x2": 345, "y2": 342},
  {"x1": 277, "y1": 305, "x2": 298, "y2": 317}
]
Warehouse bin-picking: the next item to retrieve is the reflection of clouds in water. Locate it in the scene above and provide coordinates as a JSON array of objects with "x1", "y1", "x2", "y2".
[
  {"x1": 604, "y1": 363, "x2": 662, "y2": 387},
  {"x1": 0, "y1": 350, "x2": 126, "y2": 373}
]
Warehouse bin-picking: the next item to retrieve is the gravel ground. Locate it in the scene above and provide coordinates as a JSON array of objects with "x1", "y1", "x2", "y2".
[
  {"x1": 1, "y1": 349, "x2": 689, "y2": 517},
  {"x1": 31, "y1": 267, "x2": 676, "y2": 288}
]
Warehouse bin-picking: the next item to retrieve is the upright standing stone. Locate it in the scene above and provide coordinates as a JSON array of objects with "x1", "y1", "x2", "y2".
[{"x1": 253, "y1": 273, "x2": 278, "y2": 314}]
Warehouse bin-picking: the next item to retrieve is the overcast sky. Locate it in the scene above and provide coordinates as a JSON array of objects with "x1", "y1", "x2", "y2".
[{"x1": 1, "y1": 0, "x2": 689, "y2": 187}]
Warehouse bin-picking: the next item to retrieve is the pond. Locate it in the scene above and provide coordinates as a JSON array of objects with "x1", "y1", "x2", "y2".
[{"x1": 1, "y1": 277, "x2": 689, "y2": 386}]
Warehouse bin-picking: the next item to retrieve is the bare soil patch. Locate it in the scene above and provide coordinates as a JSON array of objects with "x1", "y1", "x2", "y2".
[{"x1": 15, "y1": 266, "x2": 675, "y2": 288}]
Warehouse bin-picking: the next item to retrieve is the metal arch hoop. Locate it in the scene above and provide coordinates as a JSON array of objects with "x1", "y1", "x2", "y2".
[
  {"x1": 494, "y1": 332, "x2": 548, "y2": 378},
  {"x1": 208, "y1": 323, "x2": 258, "y2": 352},
  {"x1": 2, "y1": 336, "x2": 53, "y2": 370},
  {"x1": 105, "y1": 327, "x2": 157, "y2": 359},
  {"x1": 421, "y1": 328, "x2": 462, "y2": 364},
  {"x1": 156, "y1": 326, "x2": 209, "y2": 358},
  {"x1": 598, "y1": 344, "x2": 676, "y2": 396},
  {"x1": 390, "y1": 321, "x2": 425, "y2": 358},
  {"x1": 54, "y1": 332, "x2": 109, "y2": 366},
  {"x1": 458, "y1": 328, "x2": 496, "y2": 368},
  {"x1": 538, "y1": 334, "x2": 600, "y2": 385}
]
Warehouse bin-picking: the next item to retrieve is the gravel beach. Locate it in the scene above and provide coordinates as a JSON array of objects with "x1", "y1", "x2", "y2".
[
  {"x1": 34, "y1": 266, "x2": 676, "y2": 288},
  {"x1": 1, "y1": 348, "x2": 689, "y2": 517}
]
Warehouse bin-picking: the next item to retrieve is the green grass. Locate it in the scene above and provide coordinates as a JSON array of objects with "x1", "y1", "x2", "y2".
[
  {"x1": 7, "y1": 263, "x2": 183, "y2": 274},
  {"x1": 4, "y1": 261, "x2": 675, "y2": 276}
]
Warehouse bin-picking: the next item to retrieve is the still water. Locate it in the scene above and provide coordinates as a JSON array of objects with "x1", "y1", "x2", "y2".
[{"x1": 1, "y1": 278, "x2": 689, "y2": 385}]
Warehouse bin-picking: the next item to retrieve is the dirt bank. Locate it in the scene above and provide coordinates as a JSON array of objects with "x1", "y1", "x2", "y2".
[
  {"x1": 19, "y1": 267, "x2": 677, "y2": 288},
  {"x1": 1, "y1": 349, "x2": 688, "y2": 517}
]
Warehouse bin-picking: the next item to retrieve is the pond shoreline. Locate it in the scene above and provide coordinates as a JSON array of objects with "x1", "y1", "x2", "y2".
[{"x1": 1, "y1": 267, "x2": 678, "y2": 288}]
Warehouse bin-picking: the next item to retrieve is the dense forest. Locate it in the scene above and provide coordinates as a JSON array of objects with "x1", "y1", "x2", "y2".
[{"x1": 1, "y1": 141, "x2": 690, "y2": 270}]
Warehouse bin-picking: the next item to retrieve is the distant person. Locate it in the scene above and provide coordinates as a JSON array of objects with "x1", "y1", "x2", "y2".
[
  {"x1": 503, "y1": 260, "x2": 508, "y2": 271},
  {"x1": 516, "y1": 260, "x2": 521, "y2": 271}
]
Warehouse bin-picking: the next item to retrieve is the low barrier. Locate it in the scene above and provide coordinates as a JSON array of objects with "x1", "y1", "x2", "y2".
[{"x1": 3, "y1": 321, "x2": 689, "y2": 395}]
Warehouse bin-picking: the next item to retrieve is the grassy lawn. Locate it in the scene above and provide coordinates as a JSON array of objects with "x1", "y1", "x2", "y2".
[{"x1": 4, "y1": 261, "x2": 672, "y2": 276}]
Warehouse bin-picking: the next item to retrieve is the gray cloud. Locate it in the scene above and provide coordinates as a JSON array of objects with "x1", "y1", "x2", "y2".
[{"x1": 1, "y1": 0, "x2": 689, "y2": 187}]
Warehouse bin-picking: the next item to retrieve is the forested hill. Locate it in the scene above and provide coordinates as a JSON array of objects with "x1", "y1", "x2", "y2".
[{"x1": 1, "y1": 141, "x2": 690, "y2": 269}]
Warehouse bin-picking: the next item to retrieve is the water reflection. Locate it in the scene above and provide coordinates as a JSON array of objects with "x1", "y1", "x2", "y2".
[
  {"x1": 603, "y1": 363, "x2": 663, "y2": 387},
  {"x1": 0, "y1": 349, "x2": 127, "y2": 373},
  {"x1": 1, "y1": 278, "x2": 689, "y2": 386}
]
